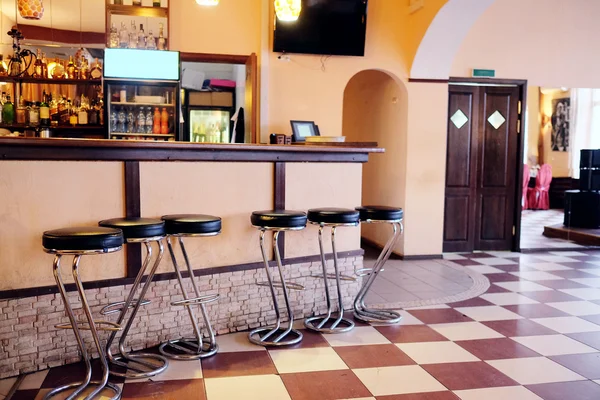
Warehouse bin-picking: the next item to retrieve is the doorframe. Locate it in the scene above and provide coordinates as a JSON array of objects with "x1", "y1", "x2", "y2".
[
  {"x1": 180, "y1": 52, "x2": 259, "y2": 143},
  {"x1": 448, "y1": 77, "x2": 528, "y2": 252}
]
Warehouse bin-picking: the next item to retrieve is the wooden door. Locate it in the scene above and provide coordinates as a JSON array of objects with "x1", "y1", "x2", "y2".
[
  {"x1": 475, "y1": 86, "x2": 520, "y2": 250},
  {"x1": 444, "y1": 86, "x2": 480, "y2": 252},
  {"x1": 443, "y1": 85, "x2": 521, "y2": 252}
]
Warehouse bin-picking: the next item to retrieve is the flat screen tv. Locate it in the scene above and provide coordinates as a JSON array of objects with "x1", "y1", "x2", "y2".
[{"x1": 273, "y1": 0, "x2": 368, "y2": 57}]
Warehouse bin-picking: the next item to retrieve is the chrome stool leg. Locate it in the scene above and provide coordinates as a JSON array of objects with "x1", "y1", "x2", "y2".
[
  {"x1": 103, "y1": 239, "x2": 168, "y2": 378},
  {"x1": 249, "y1": 229, "x2": 303, "y2": 346},
  {"x1": 45, "y1": 255, "x2": 122, "y2": 400},
  {"x1": 159, "y1": 236, "x2": 219, "y2": 359},
  {"x1": 305, "y1": 226, "x2": 355, "y2": 334},
  {"x1": 354, "y1": 222, "x2": 403, "y2": 324}
]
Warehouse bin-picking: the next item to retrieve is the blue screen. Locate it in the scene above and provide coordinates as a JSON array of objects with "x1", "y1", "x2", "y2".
[{"x1": 104, "y1": 49, "x2": 180, "y2": 81}]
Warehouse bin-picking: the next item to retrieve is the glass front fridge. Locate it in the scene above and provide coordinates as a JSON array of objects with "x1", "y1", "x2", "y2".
[
  {"x1": 187, "y1": 107, "x2": 232, "y2": 143},
  {"x1": 103, "y1": 48, "x2": 180, "y2": 141}
]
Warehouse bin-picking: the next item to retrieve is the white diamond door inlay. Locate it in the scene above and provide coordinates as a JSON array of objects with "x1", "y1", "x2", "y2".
[
  {"x1": 488, "y1": 110, "x2": 506, "y2": 129},
  {"x1": 450, "y1": 109, "x2": 469, "y2": 129}
]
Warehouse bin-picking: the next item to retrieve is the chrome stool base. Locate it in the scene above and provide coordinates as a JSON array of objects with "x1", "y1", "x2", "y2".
[
  {"x1": 304, "y1": 316, "x2": 355, "y2": 334},
  {"x1": 249, "y1": 327, "x2": 303, "y2": 347},
  {"x1": 107, "y1": 353, "x2": 168, "y2": 379},
  {"x1": 43, "y1": 381, "x2": 122, "y2": 400},
  {"x1": 159, "y1": 338, "x2": 219, "y2": 360},
  {"x1": 354, "y1": 309, "x2": 402, "y2": 324}
]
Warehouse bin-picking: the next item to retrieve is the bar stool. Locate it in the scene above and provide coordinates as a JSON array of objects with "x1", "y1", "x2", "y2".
[
  {"x1": 159, "y1": 214, "x2": 221, "y2": 359},
  {"x1": 248, "y1": 210, "x2": 307, "y2": 347},
  {"x1": 305, "y1": 208, "x2": 360, "y2": 334},
  {"x1": 354, "y1": 206, "x2": 404, "y2": 324},
  {"x1": 42, "y1": 227, "x2": 124, "y2": 400},
  {"x1": 98, "y1": 218, "x2": 169, "y2": 379}
]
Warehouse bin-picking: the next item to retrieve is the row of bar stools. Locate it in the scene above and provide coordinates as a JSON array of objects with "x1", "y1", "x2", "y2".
[
  {"x1": 248, "y1": 210, "x2": 307, "y2": 346},
  {"x1": 159, "y1": 214, "x2": 221, "y2": 359},
  {"x1": 42, "y1": 227, "x2": 125, "y2": 400},
  {"x1": 98, "y1": 218, "x2": 169, "y2": 379}
]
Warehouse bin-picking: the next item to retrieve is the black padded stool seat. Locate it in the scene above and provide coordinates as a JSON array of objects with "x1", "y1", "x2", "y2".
[
  {"x1": 356, "y1": 206, "x2": 404, "y2": 221},
  {"x1": 162, "y1": 214, "x2": 222, "y2": 235},
  {"x1": 42, "y1": 227, "x2": 124, "y2": 251},
  {"x1": 251, "y1": 210, "x2": 307, "y2": 229},
  {"x1": 99, "y1": 217, "x2": 165, "y2": 239},
  {"x1": 307, "y1": 208, "x2": 360, "y2": 225}
]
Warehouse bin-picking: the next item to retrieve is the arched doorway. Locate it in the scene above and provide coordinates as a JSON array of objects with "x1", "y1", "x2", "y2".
[{"x1": 342, "y1": 69, "x2": 408, "y2": 255}]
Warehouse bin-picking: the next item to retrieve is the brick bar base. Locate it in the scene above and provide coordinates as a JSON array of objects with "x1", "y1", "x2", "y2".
[{"x1": 0, "y1": 256, "x2": 363, "y2": 379}]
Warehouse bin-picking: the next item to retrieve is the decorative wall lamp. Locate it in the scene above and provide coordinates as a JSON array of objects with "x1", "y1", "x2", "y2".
[
  {"x1": 18, "y1": 0, "x2": 45, "y2": 20},
  {"x1": 275, "y1": 0, "x2": 301, "y2": 22}
]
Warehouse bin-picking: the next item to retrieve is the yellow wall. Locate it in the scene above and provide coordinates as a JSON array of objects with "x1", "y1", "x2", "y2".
[
  {"x1": 539, "y1": 89, "x2": 571, "y2": 177},
  {"x1": 0, "y1": 162, "x2": 126, "y2": 290},
  {"x1": 343, "y1": 70, "x2": 408, "y2": 254},
  {"x1": 527, "y1": 86, "x2": 541, "y2": 165}
]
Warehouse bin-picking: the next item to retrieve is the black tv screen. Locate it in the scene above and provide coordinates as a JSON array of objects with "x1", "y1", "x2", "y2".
[{"x1": 273, "y1": 0, "x2": 368, "y2": 57}]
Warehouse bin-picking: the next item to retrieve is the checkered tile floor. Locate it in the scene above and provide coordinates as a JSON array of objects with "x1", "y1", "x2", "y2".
[
  {"x1": 5, "y1": 250, "x2": 600, "y2": 399},
  {"x1": 520, "y1": 209, "x2": 584, "y2": 251}
]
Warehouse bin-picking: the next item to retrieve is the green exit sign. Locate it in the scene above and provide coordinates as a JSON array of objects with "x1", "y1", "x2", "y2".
[{"x1": 472, "y1": 69, "x2": 496, "y2": 78}]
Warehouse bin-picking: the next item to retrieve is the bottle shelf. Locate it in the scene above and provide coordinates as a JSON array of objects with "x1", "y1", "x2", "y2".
[
  {"x1": 110, "y1": 132, "x2": 174, "y2": 138},
  {"x1": 111, "y1": 102, "x2": 175, "y2": 107},
  {"x1": 0, "y1": 76, "x2": 102, "y2": 85},
  {"x1": 107, "y1": 4, "x2": 168, "y2": 18},
  {"x1": 0, "y1": 123, "x2": 104, "y2": 130}
]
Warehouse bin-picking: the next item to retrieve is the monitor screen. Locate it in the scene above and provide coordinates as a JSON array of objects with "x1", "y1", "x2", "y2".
[
  {"x1": 104, "y1": 49, "x2": 180, "y2": 81},
  {"x1": 273, "y1": 0, "x2": 368, "y2": 57}
]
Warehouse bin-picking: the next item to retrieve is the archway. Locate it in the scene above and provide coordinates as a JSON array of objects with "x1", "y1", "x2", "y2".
[{"x1": 342, "y1": 69, "x2": 408, "y2": 255}]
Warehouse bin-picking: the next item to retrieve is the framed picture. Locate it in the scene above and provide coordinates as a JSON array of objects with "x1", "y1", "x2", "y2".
[
  {"x1": 551, "y1": 98, "x2": 570, "y2": 152},
  {"x1": 290, "y1": 120, "x2": 319, "y2": 142}
]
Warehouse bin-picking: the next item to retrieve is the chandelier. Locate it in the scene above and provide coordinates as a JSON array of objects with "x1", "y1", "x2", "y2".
[
  {"x1": 196, "y1": 0, "x2": 219, "y2": 5},
  {"x1": 18, "y1": 0, "x2": 45, "y2": 20},
  {"x1": 275, "y1": 0, "x2": 301, "y2": 22}
]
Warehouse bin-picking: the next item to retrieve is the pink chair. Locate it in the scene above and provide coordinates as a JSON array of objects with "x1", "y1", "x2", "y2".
[
  {"x1": 528, "y1": 164, "x2": 553, "y2": 210},
  {"x1": 522, "y1": 164, "x2": 530, "y2": 210}
]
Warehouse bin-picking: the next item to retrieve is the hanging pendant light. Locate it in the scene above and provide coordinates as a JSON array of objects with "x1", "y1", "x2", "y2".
[
  {"x1": 275, "y1": 0, "x2": 301, "y2": 22},
  {"x1": 18, "y1": 0, "x2": 44, "y2": 20},
  {"x1": 196, "y1": 0, "x2": 219, "y2": 5}
]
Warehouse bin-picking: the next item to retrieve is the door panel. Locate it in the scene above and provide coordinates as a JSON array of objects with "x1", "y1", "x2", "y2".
[
  {"x1": 443, "y1": 86, "x2": 479, "y2": 252},
  {"x1": 444, "y1": 84, "x2": 521, "y2": 253},
  {"x1": 475, "y1": 86, "x2": 520, "y2": 250}
]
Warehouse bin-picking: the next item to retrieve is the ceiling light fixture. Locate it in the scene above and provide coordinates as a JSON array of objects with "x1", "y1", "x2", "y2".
[
  {"x1": 275, "y1": 0, "x2": 301, "y2": 22},
  {"x1": 196, "y1": 0, "x2": 219, "y2": 5}
]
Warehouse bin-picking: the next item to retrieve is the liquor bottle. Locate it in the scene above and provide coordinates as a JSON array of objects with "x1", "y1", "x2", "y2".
[
  {"x1": 117, "y1": 107, "x2": 126, "y2": 131},
  {"x1": 157, "y1": 23, "x2": 166, "y2": 50},
  {"x1": 41, "y1": 53, "x2": 48, "y2": 78},
  {"x1": 129, "y1": 21, "x2": 138, "y2": 49},
  {"x1": 78, "y1": 105, "x2": 88, "y2": 125},
  {"x1": 136, "y1": 108, "x2": 145, "y2": 133},
  {"x1": 1, "y1": 92, "x2": 6, "y2": 106},
  {"x1": 33, "y1": 49, "x2": 43, "y2": 78},
  {"x1": 145, "y1": 107, "x2": 153, "y2": 134},
  {"x1": 146, "y1": 30, "x2": 157, "y2": 50},
  {"x1": 90, "y1": 58, "x2": 102, "y2": 80},
  {"x1": 40, "y1": 91, "x2": 50, "y2": 126},
  {"x1": 0, "y1": 55, "x2": 7, "y2": 77},
  {"x1": 153, "y1": 107, "x2": 161, "y2": 134},
  {"x1": 138, "y1": 24, "x2": 146, "y2": 48},
  {"x1": 88, "y1": 101, "x2": 98, "y2": 125},
  {"x1": 160, "y1": 107, "x2": 169, "y2": 134},
  {"x1": 15, "y1": 97, "x2": 26, "y2": 124},
  {"x1": 79, "y1": 56, "x2": 89, "y2": 80},
  {"x1": 51, "y1": 59, "x2": 64, "y2": 79},
  {"x1": 70, "y1": 103, "x2": 78, "y2": 126},
  {"x1": 119, "y1": 22, "x2": 129, "y2": 49},
  {"x1": 2, "y1": 94, "x2": 15, "y2": 124},
  {"x1": 29, "y1": 102, "x2": 40, "y2": 127},
  {"x1": 65, "y1": 56, "x2": 75, "y2": 79},
  {"x1": 109, "y1": 23, "x2": 119, "y2": 48},
  {"x1": 60, "y1": 98, "x2": 70, "y2": 125},
  {"x1": 50, "y1": 95, "x2": 59, "y2": 125},
  {"x1": 126, "y1": 107, "x2": 134, "y2": 133}
]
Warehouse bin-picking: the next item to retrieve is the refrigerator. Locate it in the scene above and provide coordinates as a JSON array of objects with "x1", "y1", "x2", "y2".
[
  {"x1": 187, "y1": 107, "x2": 232, "y2": 143},
  {"x1": 103, "y1": 48, "x2": 181, "y2": 141}
]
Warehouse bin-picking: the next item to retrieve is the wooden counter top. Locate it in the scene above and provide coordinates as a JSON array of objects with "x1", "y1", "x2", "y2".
[{"x1": 0, "y1": 137, "x2": 383, "y2": 163}]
